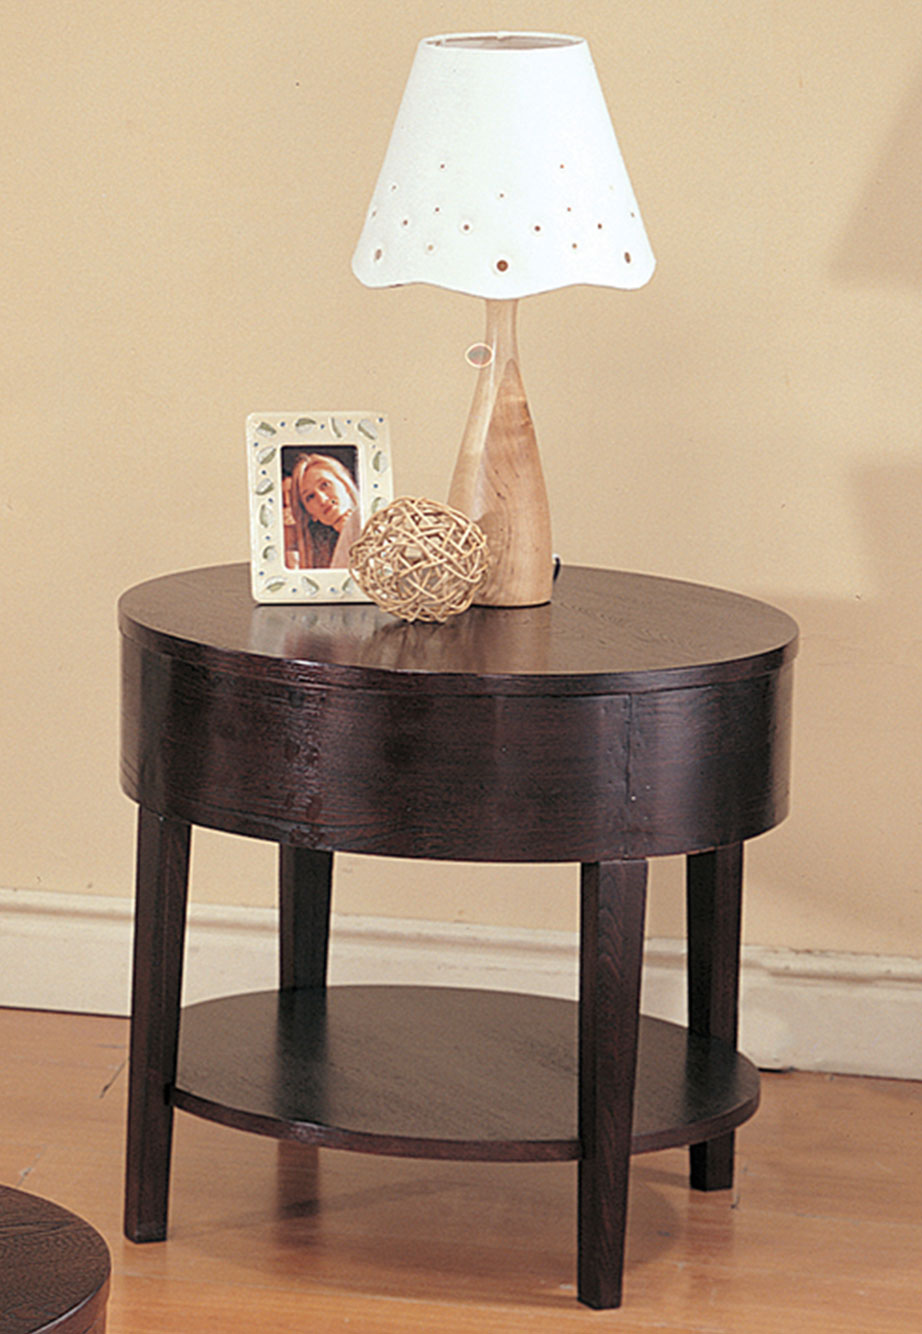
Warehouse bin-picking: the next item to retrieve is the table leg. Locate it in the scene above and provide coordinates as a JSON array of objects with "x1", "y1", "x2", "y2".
[
  {"x1": 124, "y1": 808, "x2": 191, "y2": 1242},
  {"x1": 577, "y1": 858, "x2": 648, "y2": 1310},
  {"x1": 686, "y1": 842, "x2": 744, "y2": 1191},
  {"x1": 278, "y1": 847, "x2": 334, "y2": 990}
]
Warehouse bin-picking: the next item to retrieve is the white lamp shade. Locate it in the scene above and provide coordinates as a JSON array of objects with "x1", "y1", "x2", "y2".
[{"x1": 352, "y1": 32, "x2": 655, "y2": 301}]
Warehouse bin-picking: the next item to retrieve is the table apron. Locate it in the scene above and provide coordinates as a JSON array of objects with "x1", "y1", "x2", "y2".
[{"x1": 120, "y1": 640, "x2": 792, "y2": 861}]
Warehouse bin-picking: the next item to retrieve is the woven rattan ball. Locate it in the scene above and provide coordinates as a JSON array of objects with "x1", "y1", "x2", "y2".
[{"x1": 349, "y1": 496, "x2": 491, "y2": 622}]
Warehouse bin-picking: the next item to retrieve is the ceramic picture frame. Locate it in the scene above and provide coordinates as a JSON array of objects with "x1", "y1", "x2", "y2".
[{"x1": 246, "y1": 412, "x2": 392, "y2": 602}]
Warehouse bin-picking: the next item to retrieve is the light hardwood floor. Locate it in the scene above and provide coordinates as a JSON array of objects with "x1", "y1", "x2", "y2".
[{"x1": 1, "y1": 1006, "x2": 919, "y2": 1332}]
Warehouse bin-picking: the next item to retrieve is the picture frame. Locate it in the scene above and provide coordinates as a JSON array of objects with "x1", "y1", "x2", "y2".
[{"x1": 246, "y1": 411, "x2": 393, "y2": 603}]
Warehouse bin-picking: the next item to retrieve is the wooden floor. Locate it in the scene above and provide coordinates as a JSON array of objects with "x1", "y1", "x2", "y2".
[{"x1": 1, "y1": 1007, "x2": 920, "y2": 1332}]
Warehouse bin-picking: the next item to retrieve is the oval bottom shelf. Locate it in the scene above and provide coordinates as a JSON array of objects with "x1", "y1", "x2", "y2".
[{"x1": 173, "y1": 986, "x2": 759, "y2": 1162}]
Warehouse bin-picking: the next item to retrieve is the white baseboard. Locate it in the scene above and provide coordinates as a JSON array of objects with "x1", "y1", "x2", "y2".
[{"x1": 1, "y1": 887, "x2": 920, "y2": 1080}]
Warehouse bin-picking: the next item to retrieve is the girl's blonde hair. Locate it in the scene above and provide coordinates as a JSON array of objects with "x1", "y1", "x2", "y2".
[{"x1": 288, "y1": 452, "x2": 359, "y2": 569}]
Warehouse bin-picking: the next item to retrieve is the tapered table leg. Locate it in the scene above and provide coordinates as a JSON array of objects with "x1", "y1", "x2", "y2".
[
  {"x1": 276, "y1": 847, "x2": 333, "y2": 1190},
  {"x1": 577, "y1": 858, "x2": 648, "y2": 1310},
  {"x1": 278, "y1": 846, "x2": 333, "y2": 990},
  {"x1": 124, "y1": 807, "x2": 191, "y2": 1242},
  {"x1": 686, "y1": 842, "x2": 744, "y2": 1191}
]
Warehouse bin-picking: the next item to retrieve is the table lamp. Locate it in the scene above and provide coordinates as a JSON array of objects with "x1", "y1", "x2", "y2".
[{"x1": 352, "y1": 32, "x2": 655, "y2": 607}]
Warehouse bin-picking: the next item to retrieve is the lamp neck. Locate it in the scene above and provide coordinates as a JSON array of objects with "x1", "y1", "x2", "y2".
[
  {"x1": 483, "y1": 299, "x2": 519, "y2": 362},
  {"x1": 448, "y1": 294, "x2": 552, "y2": 607}
]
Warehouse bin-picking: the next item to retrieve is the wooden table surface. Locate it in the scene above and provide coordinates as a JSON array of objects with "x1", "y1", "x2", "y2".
[
  {"x1": 0, "y1": 1187, "x2": 110, "y2": 1334},
  {"x1": 119, "y1": 562, "x2": 798, "y2": 860}
]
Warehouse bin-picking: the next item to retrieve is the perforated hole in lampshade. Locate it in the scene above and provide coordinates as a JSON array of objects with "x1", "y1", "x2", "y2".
[{"x1": 352, "y1": 32, "x2": 655, "y2": 301}]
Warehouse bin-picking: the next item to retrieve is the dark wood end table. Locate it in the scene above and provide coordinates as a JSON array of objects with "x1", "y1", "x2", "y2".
[
  {"x1": 0, "y1": 1187, "x2": 110, "y2": 1334},
  {"x1": 118, "y1": 563, "x2": 797, "y2": 1309}
]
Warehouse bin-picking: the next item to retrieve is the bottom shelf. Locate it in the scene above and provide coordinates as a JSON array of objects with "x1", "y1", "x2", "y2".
[{"x1": 173, "y1": 986, "x2": 759, "y2": 1163}]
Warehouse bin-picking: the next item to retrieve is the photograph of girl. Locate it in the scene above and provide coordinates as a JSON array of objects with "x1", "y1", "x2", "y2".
[{"x1": 283, "y1": 447, "x2": 362, "y2": 570}]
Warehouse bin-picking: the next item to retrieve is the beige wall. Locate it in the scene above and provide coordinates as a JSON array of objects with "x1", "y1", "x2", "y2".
[{"x1": 2, "y1": 1, "x2": 921, "y2": 957}]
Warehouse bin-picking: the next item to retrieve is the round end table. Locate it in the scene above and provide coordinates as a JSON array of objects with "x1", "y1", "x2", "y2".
[
  {"x1": 0, "y1": 1187, "x2": 110, "y2": 1334},
  {"x1": 118, "y1": 563, "x2": 797, "y2": 1309}
]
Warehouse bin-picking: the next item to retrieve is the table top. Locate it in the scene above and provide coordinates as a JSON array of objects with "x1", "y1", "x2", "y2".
[
  {"x1": 119, "y1": 563, "x2": 797, "y2": 859},
  {"x1": 119, "y1": 562, "x2": 798, "y2": 696},
  {"x1": 0, "y1": 1187, "x2": 110, "y2": 1334}
]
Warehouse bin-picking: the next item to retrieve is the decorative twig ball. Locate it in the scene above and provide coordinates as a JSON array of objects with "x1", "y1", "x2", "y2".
[{"x1": 349, "y1": 496, "x2": 491, "y2": 622}]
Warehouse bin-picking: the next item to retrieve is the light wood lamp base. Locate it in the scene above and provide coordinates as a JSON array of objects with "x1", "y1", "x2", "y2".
[{"x1": 448, "y1": 299, "x2": 553, "y2": 607}]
